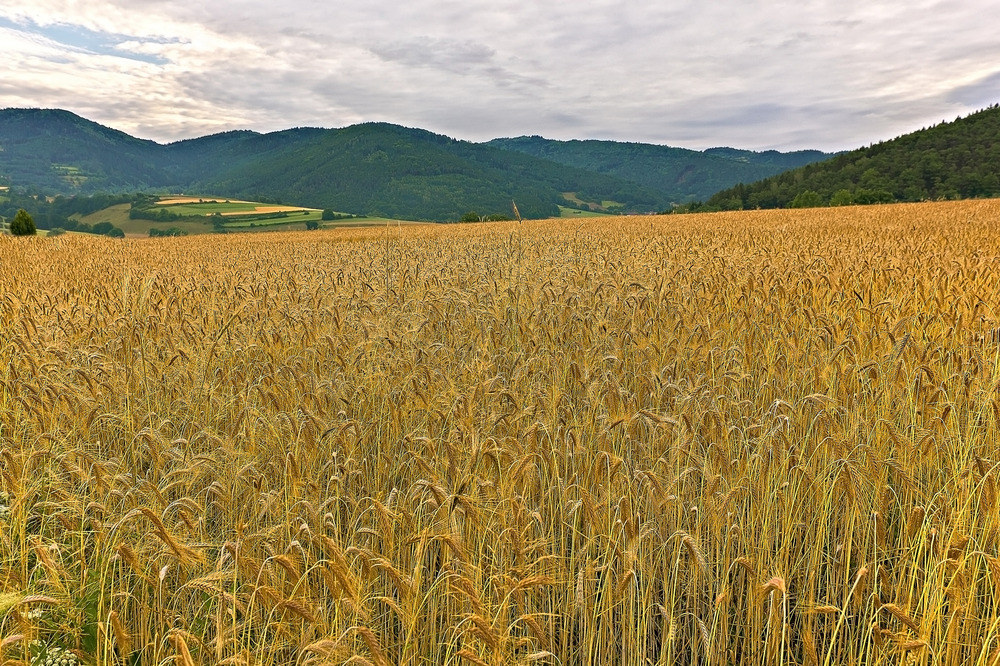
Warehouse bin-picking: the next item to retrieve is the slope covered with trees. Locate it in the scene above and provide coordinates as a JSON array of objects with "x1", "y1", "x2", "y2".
[
  {"x1": 700, "y1": 105, "x2": 1000, "y2": 210},
  {"x1": 188, "y1": 123, "x2": 669, "y2": 219},
  {"x1": 0, "y1": 108, "x2": 168, "y2": 191},
  {"x1": 487, "y1": 136, "x2": 831, "y2": 203}
]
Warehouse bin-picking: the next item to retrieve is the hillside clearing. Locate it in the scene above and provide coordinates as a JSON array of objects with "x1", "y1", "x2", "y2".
[
  {"x1": 156, "y1": 196, "x2": 259, "y2": 205},
  {"x1": 146, "y1": 196, "x2": 319, "y2": 218},
  {"x1": 219, "y1": 205, "x2": 314, "y2": 215},
  {"x1": 557, "y1": 204, "x2": 603, "y2": 217}
]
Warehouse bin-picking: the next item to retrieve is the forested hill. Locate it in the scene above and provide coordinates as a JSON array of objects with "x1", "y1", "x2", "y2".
[
  {"x1": 185, "y1": 123, "x2": 669, "y2": 219},
  {"x1": 0, "y1": 108, "x2": 169, "y2": 191},
  {"x1": 487, "y1": 136, "x2": 831, "y2": 203},
  {"x1": 701, "y1": 104, "x2": 1000, "y2": 211},
  {"x1": 0, "y1": 109, "x2": 666, "y2": 219}
]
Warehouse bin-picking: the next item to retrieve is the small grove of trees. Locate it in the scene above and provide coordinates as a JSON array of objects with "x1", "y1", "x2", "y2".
[
  {"x1": 149, "y1": 227, "x2": 188, "y2": 237},
  {"x1": 322, "y1": 209, "x2": 356, "y2": 221},
  {"x1": 85, "y1": 220, "x2": 126, "y2": 237},
  {"x1": 458, "y1": 211, "x2": 513, "y2": 223},
  {"x1": 305, "y1": 220, "x2": 319, "y2": 230},
  {"x1": 53, "y1": 218, "x2": 126, "y2": 237},
  {"x1": 10, "y1": 209, "x2": 37, "y2": 235}
]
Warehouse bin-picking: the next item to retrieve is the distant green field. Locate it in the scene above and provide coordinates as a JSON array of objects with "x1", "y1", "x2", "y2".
[
  {"x1": 157, "y1": 202, "x2": 266, "y2": 216},
  {"x1": 222, "y1": 210, "x2": 321, "y2": 228}
]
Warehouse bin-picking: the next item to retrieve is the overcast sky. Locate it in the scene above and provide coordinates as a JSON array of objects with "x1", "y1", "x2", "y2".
[{"x1": 1, "y1": 1, "x2": 997, "y2": 151}]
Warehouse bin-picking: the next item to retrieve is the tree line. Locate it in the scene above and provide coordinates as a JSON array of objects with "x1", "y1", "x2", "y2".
[{"x1": 0, "y1": 191, "x2": 131, "y2": 236}]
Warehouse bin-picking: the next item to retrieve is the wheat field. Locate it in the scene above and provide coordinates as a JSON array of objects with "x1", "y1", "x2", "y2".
[{"x1": 2, "y1": 200, "x2": 1000, "y2": 665}]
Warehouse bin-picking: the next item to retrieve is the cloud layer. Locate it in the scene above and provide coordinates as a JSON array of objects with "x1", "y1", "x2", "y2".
[{"x1": 1, "y1": 0, "x2": 997, "y2": 150}]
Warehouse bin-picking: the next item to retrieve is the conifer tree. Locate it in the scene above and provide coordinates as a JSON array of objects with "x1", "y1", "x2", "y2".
[{"x1": 9, "y1": 208, "x2": 36, "y2": 236}]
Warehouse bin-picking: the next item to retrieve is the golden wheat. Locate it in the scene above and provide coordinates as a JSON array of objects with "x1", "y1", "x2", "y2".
[{"x1": 0, "y1": 200, "x2": 999, "y2": 664}]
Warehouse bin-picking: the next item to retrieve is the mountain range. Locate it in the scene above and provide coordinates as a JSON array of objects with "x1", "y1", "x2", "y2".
[{"x1": 0, "y1": 108, "x2": 831, "y2": 220}]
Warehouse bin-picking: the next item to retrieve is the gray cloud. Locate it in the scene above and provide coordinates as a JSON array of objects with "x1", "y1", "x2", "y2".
[
  {"x1": 372, "y1": 39, "x2": 496, "y2": 70},
  {"x1": 0, "y1": 0, "x2": 997, "y2": 151},
  {"x1": 947, "y1": 70, "x2": 1000, "y2": 108}
]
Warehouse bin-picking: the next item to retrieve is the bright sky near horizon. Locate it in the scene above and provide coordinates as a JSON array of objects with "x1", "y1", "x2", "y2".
[{"x1": 1, "y1": 1, "x2": 997, "y2": 152}]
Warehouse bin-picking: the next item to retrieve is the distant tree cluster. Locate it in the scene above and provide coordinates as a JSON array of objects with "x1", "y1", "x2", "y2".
[
  {"x1": 149, "y1": 227, "x2": 188, "y2": 237},
  {"x1": 458, "y1": 211, "x2": 513, "y2": 223},
  {"x1": 1, "y1": 206, "x2": 120, "y2": 237},
  {"x1": 320, "y1": 209, "x2": 356, "y2": 221},
  {"x1": 62, "y1": 218, "x2": 126, "y2": 237},
  {"x1": 0, "y1": 191, "x2": 133, "y2": 229}
]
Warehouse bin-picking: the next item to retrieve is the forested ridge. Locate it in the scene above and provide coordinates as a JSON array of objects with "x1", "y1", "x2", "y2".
[
  {"x1": 1, "y1": 109, "x2": 823, "y2": 220},
  {"x1": 487, "y1": 136, "x2": 831, "y2": 203},
  {"x1": 699, "y1": 104, "x2": 1000, "y2": 211},
  {"x1": 0, "y1": 110, "x2": 666, "y2": 219}
]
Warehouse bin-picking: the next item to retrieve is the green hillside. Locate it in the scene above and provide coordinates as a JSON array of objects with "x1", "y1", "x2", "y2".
[
  {"x1": 0, "y1": 110, "x2": 669, "y2": 220},
  {"x1": 188, "y1": 123, "x2": 669, "y2": 219},
  {"x1": 701, "y1": 104, "x2": 1000, "y2": 210},
  {"x1": 487, "y1": 136, "x2": 831, "y2": 203},
  {"x1": 0, "y1": 108, "x2": 168, "y2": 191}
]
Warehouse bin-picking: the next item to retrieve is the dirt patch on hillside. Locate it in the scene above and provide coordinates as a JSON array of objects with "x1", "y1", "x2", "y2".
[
  {"x1": 220, "y1": 206, "x2": 311, "y2": 216},
  {"x1": 157, "y1": 197, "x2": 255, "y2": 206}
]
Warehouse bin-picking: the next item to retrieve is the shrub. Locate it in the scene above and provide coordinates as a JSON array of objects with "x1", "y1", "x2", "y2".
[{"x1": 10, "y1": 208, "x2": 36, "y2": 236}]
